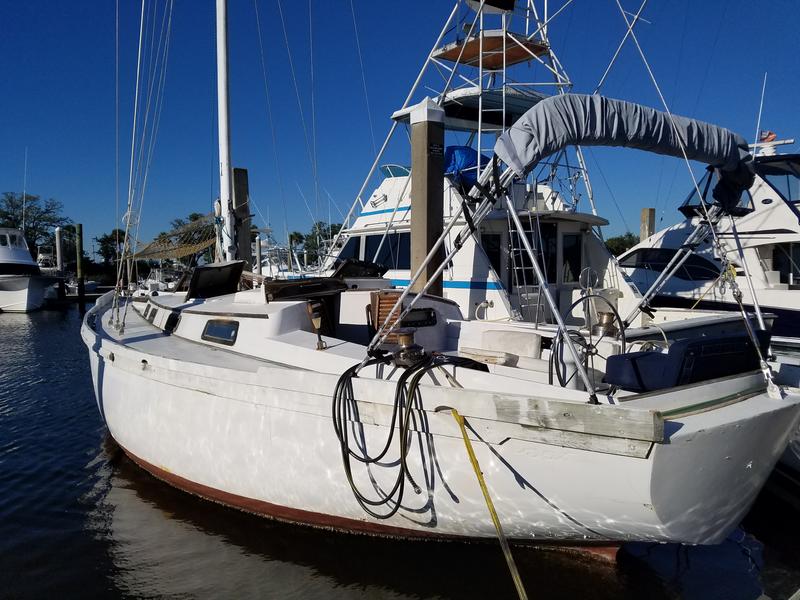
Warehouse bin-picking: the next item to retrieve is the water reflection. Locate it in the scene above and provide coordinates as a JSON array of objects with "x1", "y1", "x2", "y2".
[
  {"x1": 91, "y1": 437, "x2": 664, "y2": 599},
  {"x1": 623, "y1": 531, "x2": 764, "y2": 599}
]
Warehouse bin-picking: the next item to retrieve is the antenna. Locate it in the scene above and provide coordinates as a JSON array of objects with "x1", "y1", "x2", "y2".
[
  {"x1": 21, "y1": 146, "x2": 28, "y2": 234},
  {"x1": 752, "y1": 72, "x2": 768, "y2": 157}
]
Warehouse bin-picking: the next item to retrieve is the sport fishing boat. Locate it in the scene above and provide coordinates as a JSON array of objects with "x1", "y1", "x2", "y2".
[
  {"x1": 278, "y1": 0, "x2": 766, "y2": 353},
  {"x1": 82, "y1": 0, "x2": 800, "y2": 545},
  {"x1": 0, "y1": 227, "x2": 51, "y2": 312},
  {"x1": 619, "y1": 145, "x2": 800, "y2": 342}
]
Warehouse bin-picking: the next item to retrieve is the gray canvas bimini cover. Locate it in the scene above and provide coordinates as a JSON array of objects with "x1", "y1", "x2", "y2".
[{"x1": 494, "y1": 94, "x2": 754, "y2": 210}]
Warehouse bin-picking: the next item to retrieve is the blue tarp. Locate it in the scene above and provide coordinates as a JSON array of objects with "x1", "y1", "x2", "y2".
[{"x1": 444, "y1": 146, "x2": 490, "y2": 189}]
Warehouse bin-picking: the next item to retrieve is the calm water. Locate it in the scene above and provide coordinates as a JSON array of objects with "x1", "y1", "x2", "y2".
[{"x1": 2, "y1": 307, "x2": 800, "y2": 599}]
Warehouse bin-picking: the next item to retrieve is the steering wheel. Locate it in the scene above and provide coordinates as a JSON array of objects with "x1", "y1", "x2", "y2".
[{"x1": 550, "y1": 293, "x2": 627, "y2": 389}]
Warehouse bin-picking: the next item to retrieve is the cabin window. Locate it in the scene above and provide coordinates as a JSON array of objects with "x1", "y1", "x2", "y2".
[
  {"x1": 201, "y1": 319, "x2": 239, "y2": 345},
  {"x1": 620, "y1": 248, "x2": 719, "y2": 281},
  {"x1": 0, "y1": 235, "x2": 7, "y2": 247},
  {"x1": 561, "y1": 233, "x2": 582, "y2": 283},
  {"x1": 481, "y1": 233, "x2": 503, "y2": 277},
  {"x1": 143, "y1": 305, "x2": 151, "y2": 320},
  {"x1": 164, "y1": 312, "x2": 180, "y2": 333},
  {"x1": 773, "y1": 243, "x2": 800, "y2": 286},
  {"x1": 337, "y1": 236, "x2": 361, "y2": 262},
  {"x1": 364, "y1": 233, "x2": 410, "y2": 269},
  {"x1": 758, "y1": 160, "x2": 800, "y2": 203},
  {"x1": 147, "y1": 308, "x2": 158, "y2": 323}
]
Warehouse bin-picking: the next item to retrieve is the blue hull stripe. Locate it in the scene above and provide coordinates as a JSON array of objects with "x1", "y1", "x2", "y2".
[
  {"x1": 281, "y1": 275, "x2": 503, "y2": 291},
  {"x1": 359, "y1": 206, "x2": 411, "y2": 217},
  {"x1": 390, "y1": 278, "x2": 503, "y2": 291}
]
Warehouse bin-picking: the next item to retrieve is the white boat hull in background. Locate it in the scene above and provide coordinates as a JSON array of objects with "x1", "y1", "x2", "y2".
[{"x1": 0, "y1": 275, "x2": 48, "y2": 312}]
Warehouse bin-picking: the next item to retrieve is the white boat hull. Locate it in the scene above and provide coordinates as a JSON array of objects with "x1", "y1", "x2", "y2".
[
  {"x1": 82, "y1": 299, "x2": 800, "y2": 544},
  {"x1": 0, "y1": 275, "x2": 48, "y2": 312}
]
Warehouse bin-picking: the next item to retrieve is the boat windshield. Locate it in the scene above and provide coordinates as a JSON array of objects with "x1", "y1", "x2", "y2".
[
  {"x1": 379, "y1": 165, "x2": 411, "y2": 178},
  {"x1": 756, "y1": 157, "x2": 800, "y2": 203},
  {"x1": 678, "y1": 170, "x2": 754, "y2": 218}
]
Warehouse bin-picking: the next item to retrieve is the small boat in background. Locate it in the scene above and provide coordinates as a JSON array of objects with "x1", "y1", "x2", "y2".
[
  {"x1": 620, "y1": 141, "x2": 800, "y2": 346},
  {"x1": 0, "y1": 227, "x2": 52, "y2": 312}
]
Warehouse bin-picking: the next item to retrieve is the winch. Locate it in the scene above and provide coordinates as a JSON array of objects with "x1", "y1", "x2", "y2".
[{"x1": 392, "y1": 327, "x2": 427, "y2": 367}]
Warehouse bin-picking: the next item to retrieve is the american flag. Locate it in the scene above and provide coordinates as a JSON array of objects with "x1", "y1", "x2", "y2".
[{"x1": 759, "y1": 130, "x2": 777, "y2": 143}]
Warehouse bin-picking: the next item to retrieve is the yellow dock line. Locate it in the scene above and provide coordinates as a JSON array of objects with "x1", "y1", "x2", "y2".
[{"x1": 449, "y1": 408, "x2": 529, "y2": 600}]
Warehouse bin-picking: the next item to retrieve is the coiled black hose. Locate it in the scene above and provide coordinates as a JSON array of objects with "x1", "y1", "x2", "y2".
[{"x1": 332, "y1": 354, "x2": 486, "y2": 520}]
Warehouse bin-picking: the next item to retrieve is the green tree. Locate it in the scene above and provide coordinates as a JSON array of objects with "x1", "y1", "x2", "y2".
[
  {"x1": 302, "y1": 221, "x2": 342, "y2": 263},
  {"x1": 0, "y1": 192, "x2": 72, "y2": 251},
  {"x1": 94, "y1": 229, "x2": 126, "y2": 264},
  {"x1": 605, "y1": 232, "x2": 639, "y2": 256},
  {"x1": 170, "y1": 212, "x2": 206, "y2": 231},
  {"x1": 288, "y1": 231, "x2": 304, "y2": 250}
]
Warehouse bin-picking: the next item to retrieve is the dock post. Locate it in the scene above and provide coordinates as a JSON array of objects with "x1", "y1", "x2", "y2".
[
  {"x1": 410, "y1": 98, "x2": 445, "y2": 297},
  {"x1": 254, "y1": 234, "x2": 262, "y2": 277},
  {"x1": 55, "y1": 226, "x2": 63, "y2": 273},
  {"x1": 640, "y1": 208, "x2": 656, "y2": 241},
  {"x1": 76, "y1": 223, "x2": 85, "y2": 314}
]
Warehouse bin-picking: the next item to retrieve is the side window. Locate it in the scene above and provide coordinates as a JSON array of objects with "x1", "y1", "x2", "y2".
[
  {"x1": 0, "y1": 235, "x2": 7, "y2": 247},
  {"x1": 337, "y1": 236, "x2": 361, "y2": 262},
  {"x1": 396, "y1": 233, "x2": 410, "y2": 269},
  {"x1": 562, "y1": 233, "x2": 582, "y2": 283},
  {"x1": 481, "y1": 233, "x2": 503, "y2": 276},
  {"x1": 364, "y1": 233, "x2": 410, "y2": 269},
  {"x1": 680, "y1": 255, "x2": 720, "y2": 281},
  {"x1": 202, "y1": 319, "x2": 239, "y2": 345},
  {"x1": 619, "y1": 248, "x2": 719, "y2": 281}
]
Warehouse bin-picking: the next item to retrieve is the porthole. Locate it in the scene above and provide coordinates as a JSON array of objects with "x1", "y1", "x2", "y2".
[
  {"x1": 201, "y1": 319, "x2": 239, "y2": 346},
  {"x1": 164, "y1": 312, "x2": 181, "y2": 334}
]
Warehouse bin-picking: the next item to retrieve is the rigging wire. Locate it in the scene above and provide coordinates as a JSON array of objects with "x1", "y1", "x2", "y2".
[
  {"x1": 113, "y1": 0, "x2": 174, "y2": 329},
  {"x1": 653, "y1": 0, "x2": 689, "y2": 222},
  {"x1": 112, "y1": 0, "x2": 146, "y2": 327},
  {"x1": 584, "y1": 147, "x2": 632, "y2": 233},
  {"x1": 308, "y1": 0, "x2": 322, "y2": 271},
  {"x1": 253, "y1": 0, "x2": 290, "y2": 246},
  {"x1": 349, "y1": 0, "x2": 376, "y2": 155},
  {"x1": 115, "y1": 0, "x2": 120, "y2": 266},
  {"x1": 650, "y1": 0, "x2": 733, "y2": 227},
  {"x1": 276, "y1": 0, "x2": 320, "y2": 221}
]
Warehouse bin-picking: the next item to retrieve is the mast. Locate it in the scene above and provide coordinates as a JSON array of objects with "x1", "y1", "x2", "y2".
[{"x1": 216, "y1": 0, "x2": 236, "y2": 262}]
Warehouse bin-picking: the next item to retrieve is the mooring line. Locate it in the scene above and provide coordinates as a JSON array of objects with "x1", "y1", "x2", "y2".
[{"x1": 448, "y1": 408, "x2": 528, "y2": 600}]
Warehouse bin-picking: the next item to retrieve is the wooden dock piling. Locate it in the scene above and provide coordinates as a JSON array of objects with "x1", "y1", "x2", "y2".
[{"x1": 76, "y1": 223, "x2": 85, "y2": 313}]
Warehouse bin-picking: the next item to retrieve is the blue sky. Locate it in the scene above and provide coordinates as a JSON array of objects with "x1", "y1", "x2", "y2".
[{"x1": 1, "y1": 0, "x2": 798, "y2": 256}]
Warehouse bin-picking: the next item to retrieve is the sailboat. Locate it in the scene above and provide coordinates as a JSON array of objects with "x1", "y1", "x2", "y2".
[{"x1": 83, "y1": 0, "x2": 800, "y2": 545}]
